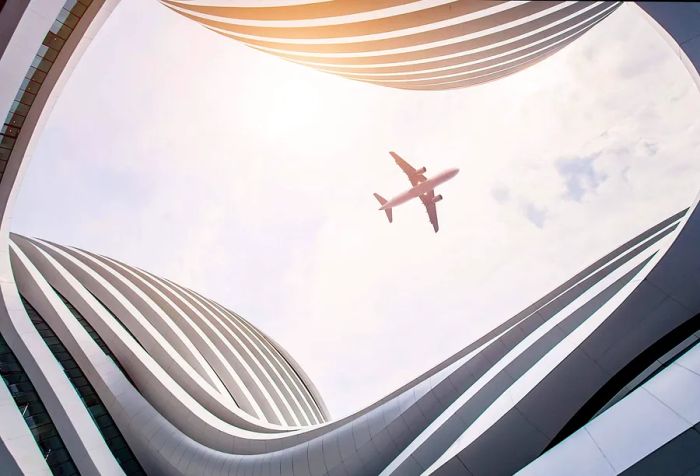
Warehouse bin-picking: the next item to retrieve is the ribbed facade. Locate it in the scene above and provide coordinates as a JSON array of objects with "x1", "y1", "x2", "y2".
[
  {"x1": 160, "y1": 1, "x2": 622, "y2": 90},
  {"x1": 10, "y1": 235, "x2": 328, "y2": 430},
  {"x1": 2, "y1": 204, "x2": 700, "y2": 475},
  {"x1": 1, "y1": 1, "x2": 700, "y2": 475}
]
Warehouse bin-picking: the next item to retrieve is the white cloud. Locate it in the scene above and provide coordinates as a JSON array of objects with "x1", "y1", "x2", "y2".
[
  {"x1": 521, "y1": 200, "x2": 548, "y2": 228},
  {"x1": 556, "y1": 152, "x2": 607, "y2": 202}
]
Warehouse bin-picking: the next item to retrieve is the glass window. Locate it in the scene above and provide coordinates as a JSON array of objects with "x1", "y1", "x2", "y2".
[
  {"x1": 0, "y1": 333, "x2": 79, "y2": 475},
  {"x1": 21, "y1": 296, "x2": 145, "y2": 475}
]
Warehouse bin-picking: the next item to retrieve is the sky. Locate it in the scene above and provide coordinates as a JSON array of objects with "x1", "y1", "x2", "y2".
[{"x1": 11, "y1": 1, "x2": 700, "y2": 419}]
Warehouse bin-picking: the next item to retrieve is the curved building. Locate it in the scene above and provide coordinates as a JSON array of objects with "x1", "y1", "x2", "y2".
[
  {"x1": 1, "y1": 1, "x2": 700, "y2": 475},
  {"x1": 160, "y1": 1, "x2": 622, "y2": 90},
  {"x1": 5, "y1": 206, "x2": 700, "y2": 475}
]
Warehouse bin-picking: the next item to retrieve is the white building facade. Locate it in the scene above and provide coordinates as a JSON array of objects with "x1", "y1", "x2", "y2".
[{"x1": 1, "y1": 2, "x2": 699, "y2": 475}]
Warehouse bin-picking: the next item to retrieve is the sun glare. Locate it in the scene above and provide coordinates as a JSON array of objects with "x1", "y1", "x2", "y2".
[{"x1": 257, "y1": 73, "x2": 325, "y2": 137}]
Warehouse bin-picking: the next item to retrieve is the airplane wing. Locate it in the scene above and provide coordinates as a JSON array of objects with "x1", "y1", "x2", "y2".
[
  {"x1": 419, "y1": 190, "x2": 439, "y2": 233},
  {"x1": 390, "y1": 151, "x2": 426, "y2": 187}
]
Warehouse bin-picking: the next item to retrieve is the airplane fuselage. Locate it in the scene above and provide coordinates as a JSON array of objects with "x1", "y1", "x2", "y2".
[{"x1": 379, "y1": 168, "x2": 459, "y2": 210}]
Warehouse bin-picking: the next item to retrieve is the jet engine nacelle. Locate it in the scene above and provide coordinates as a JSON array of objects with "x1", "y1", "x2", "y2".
[
  {"x1": 415, "y1": 166, "x2": 427, "y2": 174},
  {"x1": 432, "y1": 194, "x2": 443, "y2": 203}
]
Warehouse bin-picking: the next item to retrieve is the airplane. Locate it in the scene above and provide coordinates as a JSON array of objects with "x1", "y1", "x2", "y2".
[{"x1": 373, "y1": 151, "x2": 459, "y2": 233}]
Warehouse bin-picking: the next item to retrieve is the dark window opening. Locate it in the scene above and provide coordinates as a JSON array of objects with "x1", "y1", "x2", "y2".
[
  {"x1": 0, "y1": 332, "x2": 79, "y2": 475},
  {"x1": 546, "y1": 312, "x2": 700, "y2": 451},
  {"x1": 21, "y1": 296, "x2": 145, "y2": 475}
]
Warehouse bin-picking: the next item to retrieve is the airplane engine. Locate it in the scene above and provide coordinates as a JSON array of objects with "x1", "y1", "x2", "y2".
[
  {"x1": 433, "y1": 194, "x2": 443, "y2": 203},
  {"x1": 415, "y1": 166, "x2": 427, "y2": 174}
]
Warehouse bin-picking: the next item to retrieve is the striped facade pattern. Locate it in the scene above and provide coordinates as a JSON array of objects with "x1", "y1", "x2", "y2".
[
  {"x1": 10, "y1": 234, "x2": 328, "y2": 430},
  {"x1": 2, "y1": 1, "x2": 700, "y2": 475},
  {"x1": 0, "y1": 0, "x2": 97, "y2": 183},
  {"x1": 4, "y1": 203, "x2": 700, "y2": 475},
  {"x1": 161, "y1": 0, "x2": 622, "y2": 90}
]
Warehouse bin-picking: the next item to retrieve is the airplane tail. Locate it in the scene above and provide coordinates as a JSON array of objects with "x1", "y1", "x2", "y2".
[{"x1": 373, "y1": 193, "x2": 393, "y2": 223}]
